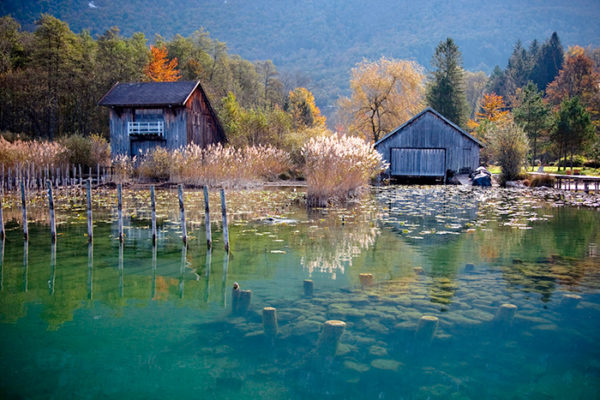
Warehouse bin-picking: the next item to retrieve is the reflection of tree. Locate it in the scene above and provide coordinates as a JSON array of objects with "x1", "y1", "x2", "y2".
[{"x1": 299, "y1": 205, "x2": 380, "y2": 279}]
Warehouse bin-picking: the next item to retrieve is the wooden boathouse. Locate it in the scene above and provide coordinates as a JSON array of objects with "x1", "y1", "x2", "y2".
[
  {"x1": 99, "y1": 80, "x2": 226, "y2": 157},
  {"x1": 374, "y1": 108, "x2": 483, "y2": 180}
]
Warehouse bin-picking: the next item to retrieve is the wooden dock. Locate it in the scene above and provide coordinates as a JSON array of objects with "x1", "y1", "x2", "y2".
[{"x1": 528, "y1": 172, "x2": 600, "y2": 193}]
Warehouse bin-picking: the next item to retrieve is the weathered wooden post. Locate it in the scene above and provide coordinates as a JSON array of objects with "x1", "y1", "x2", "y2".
[
  {"x1": 316, "y1": 320, "x2": 346, "y2": 357},
  {"x1": 150, "y1": 185, "x2": 157, "y2": 244},
  {"x1": 203, "y1": 186, "x2": 212, "y2": 249},
  {"x1": 204, "y1": 248, "x2": 211, "y2": 303},
  {"x1": 263, "y1": 307, "x2": 278, "y2": 337},
  {"x1": 78, "y1": 164, "x2": 82, "y2": 186},
  {"x1": 87, "y1": 242, "x2": 94, "y2": 300},
  {"x1": 178, "y1": 184, "x2": 187, "y2": 245},
  {"x1": 494, "y1": 303, "x2": 517, "y2": 325},
  {"x1": 46, "y1": 180, "x2": 56, "y2": 243},
  {"x1": 359, "y1": 273, "x2": 374, "y2": 287},
  {"x1": 0, "y1": 196, "x2": 4, "y2": 240},
  {"x1": 303, "y1": 279, "x2": 314, "y2": 297},
  {"x1": 118, "y1": 241, "x2": 124, "y2": 298},
  {"x1": 416, "y1": 315, "x2": 439, "y2": 342},
  {"x1": 151, "y1": 243, "x2": 157, "y2": 300},
  {"x1": 23, "y1": 240, "x2": 28, "y2": 292},
  {"x1": 231, "y1": 282, "x2": 240, "y2": 313},
  {"x1": 86, "y1": 179, "x2": 93, "y2": 242},
  {"x1": 117, "y1": 183, "x2": 123, "y2": 242},
  {"x1": 20, "y1": 180, "x2": 28, "y2": 241},
  {"x1": 0, "y1": 237, "x2": 4, "y2": 291},
  {"x1": 179, "y1": 244, "x2": 187, "y2": 299},
  {"x1": 220, "y1": 188, "x2": 229, "y2": 253},
  {"x1": 96, "y1": 164, "x2": 100, "y2": 187},
  {"x1": 49, "y1": 242, "x2": 56, "y2": 295},
  {"x1": 239, "y1": 289, "x2": 252, "y2": 314}
]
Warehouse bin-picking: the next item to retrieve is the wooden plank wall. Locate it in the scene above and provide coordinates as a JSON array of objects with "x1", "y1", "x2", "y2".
[{"x1": 376, "y1": 112, "x2": 480, "y2": 177}]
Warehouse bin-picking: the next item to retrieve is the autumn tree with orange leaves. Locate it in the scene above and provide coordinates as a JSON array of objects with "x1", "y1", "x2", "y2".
[{"x1": 144, "y1": 45, "x2": 181, "y2": 82}]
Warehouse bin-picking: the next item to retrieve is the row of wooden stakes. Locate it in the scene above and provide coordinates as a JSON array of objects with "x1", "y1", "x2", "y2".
[{"x1": 0, "y1": 179, "x2": 230, "y2": 252}]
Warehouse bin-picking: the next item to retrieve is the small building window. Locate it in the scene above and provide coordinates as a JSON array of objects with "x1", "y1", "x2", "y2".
[{"x1": 129, "y1": 109, "x2": 165, "y2": 137}]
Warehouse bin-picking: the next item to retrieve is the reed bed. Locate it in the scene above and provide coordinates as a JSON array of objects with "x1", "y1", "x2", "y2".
[
  {"x1": 136, "y1": 143, "x2": 291, "y2": 187},
  {"x1": 302, "y1": 133, "x2": 387, "y2": 206},
  {"x1": 0, "y1": 137, "x2": 66, "y2": 169}
]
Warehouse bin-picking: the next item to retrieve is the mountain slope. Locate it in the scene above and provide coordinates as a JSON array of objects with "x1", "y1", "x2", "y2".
[{"x1": 3, "y1": 0, "x2": 599, "y2": 109}]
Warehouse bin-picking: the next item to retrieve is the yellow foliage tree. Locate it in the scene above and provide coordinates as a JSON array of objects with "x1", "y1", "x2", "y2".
[
  {"x1": 144, "y1": 45, "x2": 181, "y2": 82},
  {"x1": 337, "y1": 57, "x2": 425, "y2": 142},
  {"x1": 467, "y1": 93, "x2": 509, "y2": 130},
  {"x1": 287, "y1": 87, "x2": 326, "y2": 129}
]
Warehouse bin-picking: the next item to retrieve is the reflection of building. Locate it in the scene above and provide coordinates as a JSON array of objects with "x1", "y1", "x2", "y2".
[{"x1": 375, "y1": 108, "x2": 483, "y2": 180}]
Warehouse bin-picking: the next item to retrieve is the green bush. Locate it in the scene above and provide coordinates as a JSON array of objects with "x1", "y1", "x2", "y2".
[{"x1": 555, "y1": 155, "x2": 586, "y2": 167}]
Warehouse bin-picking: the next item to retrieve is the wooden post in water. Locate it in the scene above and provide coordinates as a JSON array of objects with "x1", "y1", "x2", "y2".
[
  {"x1": 96, "y1": 164, "x2": 100, "y2": 187},
  {"x1": 316, "y1": 320, "x2": 346, "y2": 357},
  {"x1": 118, "y1": 241, "x2": 124, "y2": 298},
  {"x1": 0, "y1": 196, "x2": 4, "y2": 240},
  {"x1": 49, "y1": 242, "x2": 56, "y2": 295},
  {"x1": 263, "y1": 307, "x2": 278, "y2": 337},
  {"x1": 178, "y1": 184, "x2": 187, "y2": 245},
  {"x1": 151, "y1": 240, "x2": 157, "y2": 299},
  {"x1": 20, "y1": 180, "x2": 28, "y2": 241},
  {"x1": 220, "y1": 188, "x2": 229, "y2": 253},
  {"x1": 46, "y1": 180, "x2": 56, "y2": 243},
  {"x1": 150, "y1": 185, "x2": 157, "y2": 245},
  {"x1": 88, "y1": 242, "x2": 94, "y2": 300},
  {"x1": 78, "y1": 164, "x2": 82, "y2": 186},
  {"x1": 117, "y1": 183, "x2": 123, "y2": 242},
  {"x1": 203, "y1": 186, "x2": 212, "y2": 249},
  {"x1": 86, "y1": 179, "x2": 93, "y2": 242}
]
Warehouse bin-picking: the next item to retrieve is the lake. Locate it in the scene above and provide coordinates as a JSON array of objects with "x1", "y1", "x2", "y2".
[{"x1": 0, "y1": 185, "x2": 599, "y2": 399}]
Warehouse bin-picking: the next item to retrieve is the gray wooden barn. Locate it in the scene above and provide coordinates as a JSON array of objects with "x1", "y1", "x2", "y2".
[
  {"x1": 374, "y1": 108, "x2": 483, "y2": 180},
  {"x1": 98, "y1": 80, "x2": 226, "y2": 157}
]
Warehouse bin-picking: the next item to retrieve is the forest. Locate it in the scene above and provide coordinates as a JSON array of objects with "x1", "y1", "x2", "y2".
[{"x1": 2, "y1": 0, "x2": 599, "y2": 111}]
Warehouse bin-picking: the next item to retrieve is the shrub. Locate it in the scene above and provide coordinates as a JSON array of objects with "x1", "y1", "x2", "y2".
[
  {"x1": 136, "y1": 147, "x2": 172, "y2": 181},
  {"x1": 529, "y1": 174, "x2": 555, "y2": 187},
  {"x1": 556, "y1": 155, "x2": 586, "y2": 168},
  {"x1": 89, "y1": 134, "x2": 111, "y2": 167},
  {"x1": 302, "y1": 133, "x2": 386, "y2": 206},
  {"x1": 583, "y1": 159, "x2": 600, "y2": 168},
  {"x1": 489, "y1": 120, "x2": 529, "y2": 184}
]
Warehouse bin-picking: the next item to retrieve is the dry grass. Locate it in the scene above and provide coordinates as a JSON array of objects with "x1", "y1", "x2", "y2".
[
  {"x1": 302, "y1": 133, "x2": 387, "y2": 206},
  {"x1": 0, "y1": 137, "x2": 67, "y2": 170},
  {"x1": 138, "y1": 143, "x2": 291, "y2": 187}
]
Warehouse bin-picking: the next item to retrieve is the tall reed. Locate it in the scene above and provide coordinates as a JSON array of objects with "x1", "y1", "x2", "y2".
[{"x1": 302, "y1": 133, "x2": 386, "y2": 206}]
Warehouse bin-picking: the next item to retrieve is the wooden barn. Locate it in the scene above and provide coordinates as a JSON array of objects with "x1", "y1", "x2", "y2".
[
  {"x1": 374, "y1": 108, "x2": 483, "y2": 180},
  {"x1": 98, "y1": 80, "x2": 226, "y2": 157}
]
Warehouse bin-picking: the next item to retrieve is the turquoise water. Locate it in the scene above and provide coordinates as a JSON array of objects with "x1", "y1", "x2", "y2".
[{"x1": 0, "y1": 186, "x2": 599, "y2": 399}]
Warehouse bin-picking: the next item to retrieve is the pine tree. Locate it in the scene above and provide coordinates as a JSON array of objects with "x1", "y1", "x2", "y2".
[
  {"x1": 513, "y1": 82, "x2": 551, "y2": 166},
  {"x1": 426, "y1": 38, "x2": 469, "y2": 127},
  {"x1": 551, "y1": 96, "x2": 595, "y2": 170},
  {"x1": 530, "y1": 32, "x2": 564, "y2": 92}
]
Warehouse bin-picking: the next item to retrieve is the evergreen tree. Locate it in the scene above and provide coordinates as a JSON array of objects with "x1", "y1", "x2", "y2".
[
  {"x1": 426, "y1": 38, "x2": 469, "y2": 127},
  {"x1": 551, "y1": 96, "x2": 595, "y2": 170},
  {"x1": 530, "y1": 32, "x2": 564, "y2": 92},
  {"x1": 513, "y1": 82, "x2": 551, "y2": 166}
]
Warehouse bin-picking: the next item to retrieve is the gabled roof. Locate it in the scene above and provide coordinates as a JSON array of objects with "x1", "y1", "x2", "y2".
[
  {"x1": 98, "y1": 81, "x2": 202, "y2": 107},
  {"x1": 374, "y1": 107, "x2": 484, "y2": 148}
]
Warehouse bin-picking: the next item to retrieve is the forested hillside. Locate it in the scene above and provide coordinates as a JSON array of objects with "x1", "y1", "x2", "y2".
[{"x1": 2, "y1": 0, "x2": 599, "y2": 110}]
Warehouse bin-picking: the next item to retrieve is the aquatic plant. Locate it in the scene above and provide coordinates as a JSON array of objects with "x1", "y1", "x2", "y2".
[{"x1": 302, "y1": 133, "x2": 387, "y2": 206}]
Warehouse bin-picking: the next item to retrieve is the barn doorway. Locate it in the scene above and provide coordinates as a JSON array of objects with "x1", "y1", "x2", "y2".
[{"x1": 390, "y1": 148, "x2": 446, "y2": 177}]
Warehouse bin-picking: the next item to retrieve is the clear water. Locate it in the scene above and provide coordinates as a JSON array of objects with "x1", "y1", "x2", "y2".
[{"x1": 0, "y1": 186, "x2": 599, "y2": 399}]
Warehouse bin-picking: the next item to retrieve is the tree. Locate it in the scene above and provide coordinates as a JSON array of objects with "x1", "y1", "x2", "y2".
[
  {"x1": 338, "y1": 57, "x2": 425, "y2": 142},
  {"x1": 530, "y1": 32, "x2": 564, "y2": 92},
  {"x1": 513, "y1": 82, "x2": 551, "y2": 166},
  {"x1": 286, "y1": 87, "x2": 326, "y2": 129},
  {"x1": 464, "y1": 70, "x2": 488, "y2": 118},
  {"x1": 551, "y1": 96, "x2": 595, "y2": 170},
  {"x1": 144, "y1": 45, "x2": 181, "y2": 82},
  {"x1": 546, "y1": 46, "x2": 600, "y2": 130},
  {"x1": 426, "y1": 38, "x2": 469, "y2": 127},
  {"x1": 489, "y1": 118, "x2": 529, "y2": 183}
]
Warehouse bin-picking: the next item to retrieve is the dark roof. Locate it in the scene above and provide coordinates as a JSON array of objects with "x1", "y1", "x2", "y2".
[
  {"x1": 98, "y1": 81, "x2": 201, "y2": 107},
  {"x1": 374, "y1": 107, "x2": 485, "y2": 148}
]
